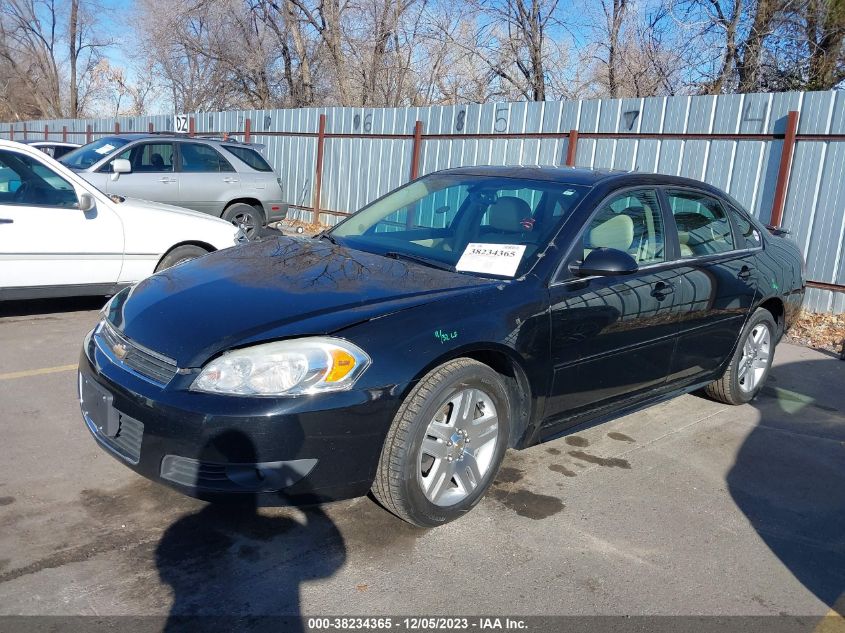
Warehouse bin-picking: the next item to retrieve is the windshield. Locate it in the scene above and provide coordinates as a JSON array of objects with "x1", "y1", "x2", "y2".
[
  {"x1": 60, "y1": 137, "x2": 130, "y2": 169},
  {"x1": 330, "y1": 174, "x2": 588, "y2": 278}
]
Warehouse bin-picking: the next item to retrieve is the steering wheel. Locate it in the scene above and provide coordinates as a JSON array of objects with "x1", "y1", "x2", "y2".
[{"x1": 13, "y1": 181, "x2": 32, "y2": 203}]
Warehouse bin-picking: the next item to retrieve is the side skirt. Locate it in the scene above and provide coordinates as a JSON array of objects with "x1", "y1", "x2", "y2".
[
  {"x1": 0, "y1": 282, "x2": 128, "y2": 301},
  {"x1": 530, "y1": 377, "x2": 717, "y2": 447}
]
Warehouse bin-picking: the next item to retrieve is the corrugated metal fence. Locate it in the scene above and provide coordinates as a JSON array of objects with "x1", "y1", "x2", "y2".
[{"x1": 2, "y1": 90, "x2": 844, "y2": 312}]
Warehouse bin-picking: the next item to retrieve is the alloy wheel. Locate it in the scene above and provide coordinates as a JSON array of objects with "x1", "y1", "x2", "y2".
[
  {"x1": 738, "y1": 323, "x2": 771, "y2": 393},
  {"x1": 417, "y1": 387, "x2": 499, "y2": 507},
  {"x1": 233, "y1": 211, "x2": 258, "y2": 239}
]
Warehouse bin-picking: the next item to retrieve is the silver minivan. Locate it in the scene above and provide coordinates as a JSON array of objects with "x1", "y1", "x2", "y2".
[{"x1": 60, "y1": 134, "x2": 288, "y2": 239}]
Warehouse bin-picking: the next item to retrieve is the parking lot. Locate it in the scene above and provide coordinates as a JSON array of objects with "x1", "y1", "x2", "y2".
[{"x1": 0, "y1": 298, "x2": 843, "y2": 622}]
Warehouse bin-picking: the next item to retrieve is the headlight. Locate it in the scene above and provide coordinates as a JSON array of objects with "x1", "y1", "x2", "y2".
[{"x1": 191, "y1": 337, "x2": 371, "y2": 396}]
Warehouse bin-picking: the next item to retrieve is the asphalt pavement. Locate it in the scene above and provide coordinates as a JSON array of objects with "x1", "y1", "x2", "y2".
[{"x1": 0, "y1": 298, "x2": 843, "y2": 622}]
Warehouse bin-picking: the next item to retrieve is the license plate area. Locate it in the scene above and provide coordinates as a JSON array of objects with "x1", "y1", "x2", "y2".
[{"x1": 80, "y1": 373, "x2": 120, "y2": 437}]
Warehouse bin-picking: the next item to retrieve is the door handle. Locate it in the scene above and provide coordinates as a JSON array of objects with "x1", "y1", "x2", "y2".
[
  {"x1": 158, "y1": 177, "x2": 176, "y2": 183},
  {"x1": 737, "y1": 265, "x2": 752, "y2": 280},
  {"x1": 0, "y1": 218, "x2": 12, "y2": 224},
  {"x1": 223, "y1": 177, "x2": 239, "y2": 184},
  {"x1": 651, "y1": 281, "x2": 674, "y2": 300}
]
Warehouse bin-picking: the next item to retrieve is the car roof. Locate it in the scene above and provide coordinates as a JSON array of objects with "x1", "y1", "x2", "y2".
[
  {"x1": 96, "y1": 133, "x2": 261, "y2": 148},
  {"x1": 434, "y1": 165, "x2": 730, "y2": 195},
  {"x1": 438, "y1": 165, "x2": 623, "y2": 186},
  {"x1": 23, "y1": 140, "x2": 80, "y2": 147}
]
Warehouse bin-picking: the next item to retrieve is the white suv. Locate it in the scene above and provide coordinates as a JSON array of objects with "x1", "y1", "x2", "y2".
[
  {"x1": 0, "y1": 140, "x2": 242, "y2": 300},
  {"x1": 60, "y1": 134, "x2": 288, "y2": 240}
]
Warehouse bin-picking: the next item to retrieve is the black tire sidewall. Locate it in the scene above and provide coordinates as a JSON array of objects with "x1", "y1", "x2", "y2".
[
  {"x1": 223, "y1": 203, "x2": 264, "y2": 237},
  {"x1": 399, "y1": 364, "x2": 511, "y2": 527},
  {"x1": 728, "y1": 309, "x2": 777, "y2": 403},
  {"x1": 155, "y1": 245, "x2": 208, "y2": 272}
]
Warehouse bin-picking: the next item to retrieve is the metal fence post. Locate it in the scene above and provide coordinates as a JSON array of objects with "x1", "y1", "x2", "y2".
[
  {"x1": 62, "y1": 126, "x2": 67, "y2": 143},
  {"x1": 22, "y1": 122, "x2": 27, "y2": 141},
  {"x1": 189, "y1": 117, "x2": 195, "y2": 137},
  {"x1": 566, "y1": 129, "x2": 579, "y2": 167},
  {"x1": 44, "y1": 125, "x2": 48, "y2": 140},
  {"x1": 86, "y1": 125, "x2": 92, "y2": 143},
  {"x1": 406, "y1": 120, "x2": 425, "y2": 229},
  {"x1": 410, "y1": 120, "x2": 423, "y2": 180},
  {"x1": 148, "y1": 122, "x2": 154, "y2": 133},
  {"x1": 312, "y1": 114, "x2": 327, "y2": 218},
  {"x1": 244, "y1": 117, "x2": 251, "y2": 144},
  {"x1": 9, "y1": 127, "x2": 13, "y2": 141},
  {"x1": 770, "y1": 110, "x2": 799, "y2": 228}
]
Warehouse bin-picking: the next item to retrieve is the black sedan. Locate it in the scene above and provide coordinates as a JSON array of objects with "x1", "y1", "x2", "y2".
[{"x1": 78, "y1": 167, "x2": 805, "y2": 527}]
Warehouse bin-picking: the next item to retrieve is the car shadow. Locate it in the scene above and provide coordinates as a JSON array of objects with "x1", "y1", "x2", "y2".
[
  {"x1": 0, "y1": 295, "x2": 107, "y2": 317},
  {"x1": 155, "y1": 430, "x2": 346, "y2": 632},
  {"x1": 727, "y1": 352, "x2": 845, "y2": 615}
]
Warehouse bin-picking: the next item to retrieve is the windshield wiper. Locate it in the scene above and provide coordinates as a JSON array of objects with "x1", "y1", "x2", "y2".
[
  {"x1": 383, "y1": 251, "x2": 455, "y2": 272},
  {"x1": 315, "y1": 231, "x2": 338, "y2": 245}
]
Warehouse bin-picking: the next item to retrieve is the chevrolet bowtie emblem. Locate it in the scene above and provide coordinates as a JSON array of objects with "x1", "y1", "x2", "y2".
[{"x1": 112, "y1": 342, "x2": 129, "y2": 360}]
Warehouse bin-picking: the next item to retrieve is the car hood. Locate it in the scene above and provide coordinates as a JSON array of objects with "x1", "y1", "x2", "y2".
[
  {"x1": 115, "y1": 196, "x2": 232, "y2": 224},
  {"x1": 107, "y1": 237, "x2": 497, "y2": 367}
]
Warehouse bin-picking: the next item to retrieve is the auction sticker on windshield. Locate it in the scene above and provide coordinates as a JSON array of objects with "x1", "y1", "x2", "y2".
[{"x1": 455, "y1": 243, "x2": 526, "y2": 277}]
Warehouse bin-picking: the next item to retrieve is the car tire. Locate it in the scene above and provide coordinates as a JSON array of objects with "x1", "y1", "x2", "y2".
[
  {"x1": 155, "y1": 245, "x2": 210, "y2": 273},
  {"x1": 372, "y1": 358, "x2": 511, "y2": 527},
  {"x1": 222, "y1": 203, "x2": 264, "y2": 240},
  {"x1": 705, "y1": 308, "x2": 777, "y2": 405}
]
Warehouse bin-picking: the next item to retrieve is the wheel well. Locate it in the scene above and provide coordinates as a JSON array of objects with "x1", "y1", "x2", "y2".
[
  {"x1": 758, "y1": 297, "x2": 785, "y2": 339},
  {"x1": 460, "y1": 349, "x2": 533, "y2": 449},
  {"x1": 156, "y1": 240, "x2": 215, "y2": 269},
  {"x1": 223, "y1": 198, "x2": 263, "y2": 216}
]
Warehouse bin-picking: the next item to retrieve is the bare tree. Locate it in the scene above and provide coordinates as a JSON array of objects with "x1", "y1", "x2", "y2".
[
  {"x1": 804, "y1": 0, "x2": 845, "y2": 89},
  {"x1": 0, "y1": 0, "x2": 111, "y2": 118}
]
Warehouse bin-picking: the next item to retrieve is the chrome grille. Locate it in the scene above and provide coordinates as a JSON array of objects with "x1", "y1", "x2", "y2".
[{"x1": 97, "y1": 320, "x2": 178, "y2": 386}]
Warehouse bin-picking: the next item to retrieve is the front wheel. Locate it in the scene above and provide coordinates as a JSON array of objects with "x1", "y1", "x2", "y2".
[
  {"x1": 705, "y1": 308, "x2": 776, "y2": 405},
  {"x1": 155, "y1": 245, "x2": 210, "y2": 273},
  {"x1": 372, "y1": 358, "x2": 510, "y2": 527}
]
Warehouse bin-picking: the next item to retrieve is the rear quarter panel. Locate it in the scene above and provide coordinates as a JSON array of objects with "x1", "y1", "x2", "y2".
[{"x1": 754, "y1": 234, "x2": 806, "y2": 331}]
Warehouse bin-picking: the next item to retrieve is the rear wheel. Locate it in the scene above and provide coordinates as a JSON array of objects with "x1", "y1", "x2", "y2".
[
  {"x1": 155, "y1": 245, "x2": 210, "y2": 273},
  {"x1": 372, "y1": 358, "x2": 510, "y2": 527},
  {"x1": 222, "y1": 203, "x2": 264, "y2": 240},
  {"x1": 705, "y1": 308, "x2": 776, "y2": 405}
]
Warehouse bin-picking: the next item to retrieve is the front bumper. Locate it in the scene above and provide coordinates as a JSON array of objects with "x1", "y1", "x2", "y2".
[
  {"x1": 78, "y1": 329, "x2": 399, "y2": 505},
  {"x1": 260, "y1": 200, "x2": 288, "y2": 223}
]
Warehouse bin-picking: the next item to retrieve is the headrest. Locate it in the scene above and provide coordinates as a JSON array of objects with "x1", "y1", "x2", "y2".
[
  {"x1": 488, "y1": 196, "x2": 531, "y2": 232},
  {"x1": 587, "y1": 214, "x2": 634, "y2": 252}
]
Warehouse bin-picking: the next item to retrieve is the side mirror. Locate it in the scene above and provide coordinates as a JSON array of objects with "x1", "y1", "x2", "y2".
[
  {"x1": 110, "y1": 158, "x2": 131, "y2": 181},
  {"x1": 571, "y1": 247, "x2": 639, "y2": 277},
  {"x1": 77, "y1": 192, "x2": 96, "y2": 211}
]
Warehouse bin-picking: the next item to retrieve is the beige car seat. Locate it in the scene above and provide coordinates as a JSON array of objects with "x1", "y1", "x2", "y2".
[
  {"x1": 584, "y1": 214, "x2": 634, "y2": 257},
  {"x1": 484, "y1": 197, "x2": 531, "y2": 235},
  {"x1": 677, "y1": 231, "x2": 694, "y2": 257}
]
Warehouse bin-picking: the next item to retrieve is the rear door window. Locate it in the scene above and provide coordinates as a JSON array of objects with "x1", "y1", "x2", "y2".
[
  {"x1": 726, "y1": 205, "x2": 762, "y2": 249},
  {"x1": 666, "y1": 190, "x2": 734, "y2": 257},
  {"x1": 179, "y1": 143, "x2": 235, "y2": 173}
]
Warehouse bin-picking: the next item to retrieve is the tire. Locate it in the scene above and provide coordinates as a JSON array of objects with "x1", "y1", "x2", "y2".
[
  {"x1": 705, "y1": 308, "x2": 777, "y2": 405},
  {"x1": 155, "y1": 245, "x2": 210, "y2": 273},
  {"x1": 222, "y1": 203, "x2": 264, "y2": 240},
  {"x1": 372, "y1": 358, "x2": 511, "y2": 527}
]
